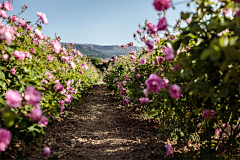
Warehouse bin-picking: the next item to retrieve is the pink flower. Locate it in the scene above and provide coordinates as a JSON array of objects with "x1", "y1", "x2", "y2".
[
  {"x1": 165, "y1": 144, "x2": 173, "y2": 156},
  {"x1": 34, "y1": 28, "x2": 44, "y2": 39},
  {"x1": 70, "y1": 61, "x2": 76, "y2": 69},
  {"x1": 169, "y1": 84, "x2": 181, "y2": 99},
  {"x1": 145, "y1": 40, "x2": 154, "y2": 49},
  {"x1": 157, "y1": 56, "x2": 164, "y2": 63},
  {"x1": 0, "y1": 10, "x2": 7, "y2": 18},
  {"x1": 139, "y1": 57, "x2": 146, "y2": 65},
  {"x1": 128, "y1": 42, "x2": 134, "y2": 46},
  {"x1": 147, "y1": 22, "x2": 153, "y2": 27},
  {"x1": 24, "y1": 51, "x2": 32, "y2": 59},
  {"x1": 43, "y1": 147, "x2": 50, "y2": 157},
  {"x1": 70, "y1": 42, "x2": 74, "y2": 45},
  {"x1": 114, "y1": 56, "x2": 117, "y2": 61},
  {"x1": 30, "y1": 107, "x2": 42, "y2": 121},
  {"x1": 131, "y1": 67, "x2": 135, "y2": 72},
  {"x1": 170, "y1": 35, "x2": 175, "y2": 40},
  {"x1": 13, "y1": 50, "x2": 25, "y2": 60},
  {"x1": 50, "y1": 40, "x2": 61, "y2": 54},
  {"x1": 148, "y1": 24, "x2": 158, "y2": 34},
  {"x1": 8, "y1": 16, "x2": 18, "y2": 22},
  {"x1": 143, "y1": 89, "x2": 148, "y2": 97},
  {"x1": 137, "y1": 29, "x2": 142, "y2": 34},
  {"x1": 145, "y1": 74, "x2": 163, "y2": 93},
  {"x1": 215, "y1": 128, "x2": 221, "y2": 135},
  {"x1": 47, "y1": 55, "x2": 54, "y2": 62},
  {"x1": 0, "y1": 128, "x2": 12, "y2": 152},
  {"x1": 153, "y1": 0, "x2": 170, "y2": 11},
  {"x1": 37, "y1": 12, "x2": 49, "y2": 25},
  {"x1": 123, "y1": 96, "x2": 130, "y2": 105},
  {"x1": 42, "y1": 79, "x2": 48, "y2": 85},
  {"x1": 5, "y1": 90, "x2": 22, "y2": 108},
  {"x1": 120, "y1": 88, "x2": 126, "y2": 96},
  {"x1": 10, "y1": 68, "x2": 16, "y2": 74},
  {"x1": 136, "y1": 73, "x2": 141, "y2": 79},
  {"x1": 202, "y1": 109, "x2": 215, "y2": 120},
  {"x1": 164, "y1": 47, "x2": 174, "y2": 61},
  {"x1": 55, "y1": 83, "x2": 64, "y2": 91},
  {"x1": 222, "y1": 8, "x2": 232, "y2": 16},
  {"x1": 27, "y1": 25, "x2": 32, "y2": 32},
  {"x1": 130, "y1": 55, "x2": 136, "y2": 62},
  {"x1": 124, "y1": 74, "x2": 130, "y2": 80},
  {"x1": 38, "y1": 116, "x2": 48, "y2": 127},
  {"x1": 2, "y1": 54, "x2": 9, "y2": 60},
  {"x1": 117, "y1": 82, "x2": 122, "y2": 89},
  {"x1": 3, "y1": 1, "x2": 13, "y2": 11},
  {"x1": 139, "y1": 97, "x2": 150, "y2": 103},
  {"x1": 60, "y1": 106, "x2": 65, "y2": 112},
  {"x1": 157, "y1": 17, "x2": 168, "y2": 31},
  {"x1": 185, "y1": 18, "x2": 192, "y2": 24},
  {"x1": 121, "y1": 44, "x2": 126, "y2": 48},
  {"x1": 160, "y1": 77, "x2": 169, "y2": 89},
  {"x1": 59, "y1": 100, "x2": 65, "y2": 106},
  {"x1": 24, "y1": 86, "x2": 42, "y2": 106},
  {"x1": 103, "y1": 79, "x2": 107, "y2": 82},
  {"x1": 236, "y1": 10, "x2": 240, "y2": 16},
  {"x1": 155, "y1": 38, "x2": 160, "y2": 43}
]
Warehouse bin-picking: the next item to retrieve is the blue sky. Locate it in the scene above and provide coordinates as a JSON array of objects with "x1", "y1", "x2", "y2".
[{"x1": 9, "y1": 0, "x2": 195, "y2": 46}]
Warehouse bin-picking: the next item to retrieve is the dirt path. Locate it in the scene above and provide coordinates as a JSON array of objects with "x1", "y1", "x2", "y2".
[{"x1": 3, "y1": 85, "x2": 164, "y2": 160}]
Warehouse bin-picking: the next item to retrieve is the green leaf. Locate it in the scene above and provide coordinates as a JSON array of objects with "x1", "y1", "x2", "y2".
[
  {"x1": 200, "y1": 49, "x2": 215, "y2": 60},
  {"x1": 181, "y1": 12, "x2": 191, "y2": 20},
  {"x1": 0, "y1": 97, "x2": 6, "y2": 106},
  {"x1": 229, "y1": 36, "x2": 238, "y2": 46},
  {"x1": 3, "y1": 112, "x2": 16, "y2": 127},
  {"x1": 0, "y1": 80, "x2": 7, "y2": 90},
  {"x1": 18, "y1": 119, "x2": 29, "y2": 129},
  {"x1": 210, "y1": 51, "x2": 221, "y2": 61},
  {"x1": 173, "y1": 39, "x2": 182, "y2": 51},
  {"x1": 219, "y1": 37, "x2": 228, "y2": 47},
  {"x1": 0, "y1": 71, "x2": 5, "y2": 80}
]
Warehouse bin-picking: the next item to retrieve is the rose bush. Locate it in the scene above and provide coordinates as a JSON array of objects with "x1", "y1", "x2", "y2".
[
  {"x1": 104, "y1": 0, "x2": 239, "y2": 159},
  {"x1": 0, "y1": 1, "x2": 99, "y2": 156}
]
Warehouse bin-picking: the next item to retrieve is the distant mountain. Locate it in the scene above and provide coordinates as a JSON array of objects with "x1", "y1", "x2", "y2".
[
  {"x1": 61, "y1": 43, "x2": 111, "y2": 59},
  {"x1": 61, "y1": 43, "x2": 142, "y2": 59},
  {"x1": 81, "y1": 44, "x2": 142, "y2": 56}
]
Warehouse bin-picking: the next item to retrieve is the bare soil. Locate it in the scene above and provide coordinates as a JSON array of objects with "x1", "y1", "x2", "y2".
[{"x1": 2, "y1": 85, "x2": 166, "y2": 160}]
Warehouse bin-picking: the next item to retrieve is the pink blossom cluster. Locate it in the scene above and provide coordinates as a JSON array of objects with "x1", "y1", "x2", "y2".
[
  {"x1": 120, "y1": 88, "x2": 126, "y2": 95},
  {"x1": 123, "y1": 96, "x2": 130, "y2": 105},
  {"x1": 2, "y1": 1, "x2": 13, "y2": 11},
  {"x1": 50, "y1": 40, "x2": 61, "y2": 54},
  {"x1": 165, "y1": 144, "x2": 173, "y2": 156},
  {"x1": 25, "y1": 86, "x2": 42, "y2": 106},
  {"x1": 34, "y1": 28, "x2": 44, "y2": 39},
  {"x1": 139, "y1": 57, "x2": 146, "y2": 65},
  {"x1": 202, "y1": 109, "x2": 215, "y2": 120},
  {"x1": 117, "y1": 82, "x2": 122, "y2": 89},
  {"x1": 0, "y1": 128, "x2": 12, "y2": 152},
  {"x1": 37, "y1": 12, "x2": 49, "y2": 25},
  {"x1": 82, "y1": 63, "x2": 88, "y2": 70},
  {"x1": 43, "y1": 147, "x2": 50, "y2": 157},
  {"x1": 139, "y1": 97, "x2": 150, "y2": 103},
  {"x1": 8, "y1": 15, "x2": 18, "y2": 22},
  {"x1": 153, "y1": 0, "x2": 170, "y2": 11},
  {"x1": 47, "y1": 55, "x2": 54, "y2": 62},
  {"x1": 0, "y1": 26, "x2": 15, "y2": 45}
]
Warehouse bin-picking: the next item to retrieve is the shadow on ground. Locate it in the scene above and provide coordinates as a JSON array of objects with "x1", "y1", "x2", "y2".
[{"x1": 2, "y1": 85, "x2": 168, "y2": 160}]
